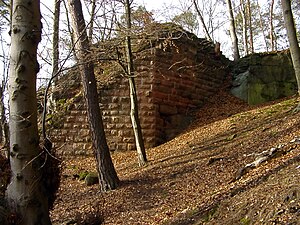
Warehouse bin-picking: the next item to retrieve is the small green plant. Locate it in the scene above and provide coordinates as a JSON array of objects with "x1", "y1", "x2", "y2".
[
  {"x1": 202, "y1": 206, "x2": 218, "y2": 222},
  {"x1": 240, "y1": 216, "x2": 251, "y2": 225},
  {"x1": 78, "y1": 171, "x2": 89, "y2": 181},
  {"x1": 265, "y1": 108, "x2": 278, "y2": 116},
  {"x1": 226, "y1": 133, "x2": 237, "y2": 141}
]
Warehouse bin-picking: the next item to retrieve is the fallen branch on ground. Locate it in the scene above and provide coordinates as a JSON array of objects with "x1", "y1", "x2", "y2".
[{"x1": 233, "y1": 137, "x2": 300, "y2": 182}]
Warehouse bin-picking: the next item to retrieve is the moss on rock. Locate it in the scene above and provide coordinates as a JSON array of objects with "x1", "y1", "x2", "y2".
[{"x1": 231, "y1": 51, "x2": 297, "y2": 105}]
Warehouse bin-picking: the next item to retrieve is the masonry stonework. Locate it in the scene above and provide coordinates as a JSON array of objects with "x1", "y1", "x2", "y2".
[{"x1": 50, "y1": 26, "x2": 229, "y2": 156}]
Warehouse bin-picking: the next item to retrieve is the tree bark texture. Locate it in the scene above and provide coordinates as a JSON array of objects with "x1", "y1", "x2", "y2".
[
  {"x1": 47, "y1": 0, "x2": 61, "y2": 118},
  {"x1": 226, "y1": 0, "x2": 240, "y2": 61},
  {"x1": 124, "y1": 0, "x2": 147, "y2": 166},
  {"x1": 240, "y1": 0, "x2": 249, "y2": 55},
  {"x1": 52, "y1": 0, "x2": 61, "y2": 84},
  {"x1": 68, "y1": 0, "x2": 119, "y2": 191},
  {"x1": 6, "y1": 0, "x2": 51, "y2": 224},
  {"x1": 270, "y1": 0, "x2": 275, "y2": 51},
  {"x1": 281, "y1": 0, "x2": 300, "y2": 95}
]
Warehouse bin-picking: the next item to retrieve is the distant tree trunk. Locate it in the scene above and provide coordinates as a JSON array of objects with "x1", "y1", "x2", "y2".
[
  {"x1": 256, "y1": 0, "x2": 269, "y2": 51},
  {"x1": 0, "y1": 83, "x2": 9, "y2": 157},
  {"x1": 6, "y1": 0, "x2": 51, "y2": 224},
  {"x1": 68, "y1": 0, "x2": 119, "y2": 191},
  {"x1": 270, "y1": 0, "x2": 275, "y2": 51},
  {"x1": 247, "y1": 0, "x2": 254, "y2": 53},
  {"x1": 226, "y1": 0, "x2": 240, "y2": 61},
  {"x1": 62, "y1": 0, "x2": 75, "y2": 48},
  {"x1": 42, "y1": 0, "x2": 61, "y2": 144},
  {"x1": 49, "y1": 0, "x2": 61, "y2": 110},
  {"x1": 281, "y1": 0, "x2": 300, "y2": 96},
  {"x1": 124, "y1": 0, "x2": 147, "y2": 166},
  {"x1": 193, "y1": 0, "x2": 212, "y2": 41},
  {"x1": 240, "y1": 0, "x2": 249, "y2": 55},
  {"x1": 52, "y1": 0, "x2": 60, "y2": 84},
  {"x1": 0, "y1": 85, "x2": 4, "y2": 145},
  {"x1": 88, "y1": 0, "x2": 96, "y2": 41}
]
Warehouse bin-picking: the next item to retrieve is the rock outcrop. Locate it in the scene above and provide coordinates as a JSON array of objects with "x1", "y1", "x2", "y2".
[{"x1": 231, "y1": 51, "x2": 297, "y2": 105}]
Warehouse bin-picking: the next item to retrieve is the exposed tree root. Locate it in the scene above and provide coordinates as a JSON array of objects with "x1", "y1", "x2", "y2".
[{"x1": 233, "y1": 137, "x2": 300, "y2": 181}]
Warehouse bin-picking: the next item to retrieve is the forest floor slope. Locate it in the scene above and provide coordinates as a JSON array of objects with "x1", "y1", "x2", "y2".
[{"x1": 50, "y1": 88, "x2": 300, "y2": 225}]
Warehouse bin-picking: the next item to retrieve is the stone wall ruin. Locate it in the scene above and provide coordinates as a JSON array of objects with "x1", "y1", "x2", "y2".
[{"x1": 49, "y1": 24, "x2": 229, "y2": 156}]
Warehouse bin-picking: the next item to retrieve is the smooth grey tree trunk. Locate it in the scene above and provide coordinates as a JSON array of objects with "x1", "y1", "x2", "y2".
[
  {"x1": 68, "y1": 0, "x2": 119, "y2": 191},
  {"x1": 281, "y1": 0, "x2": 300, "y2": 95},
  {"x1": 226, "y1": 0, "x2": 240, "y2": 61},
  {"x1": 124, "y1": 0, "x2": 147, "y2": 166},
  {"x1": 6, "y1": 0, "x2": 51, "y2": 224}
]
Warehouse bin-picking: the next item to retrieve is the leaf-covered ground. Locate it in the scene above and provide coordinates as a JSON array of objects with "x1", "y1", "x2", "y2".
[{"x1": 50, "y1": 88, "x2": 300, "y2": 225}]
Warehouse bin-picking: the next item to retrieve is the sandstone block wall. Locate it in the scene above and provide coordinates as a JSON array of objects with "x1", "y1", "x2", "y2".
[{"x1": 50, "y1": 29, "x2": 228, "y2": 156}]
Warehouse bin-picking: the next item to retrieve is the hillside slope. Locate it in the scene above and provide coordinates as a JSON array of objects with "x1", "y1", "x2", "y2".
[{"x1": 50, "y1": 89, "x2": 300, "y2": 225}]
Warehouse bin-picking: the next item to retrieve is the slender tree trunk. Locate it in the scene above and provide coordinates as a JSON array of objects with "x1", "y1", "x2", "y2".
[
  {"x1": 256, "y1": 0, "x2": 269, "y2": 51},
  {"x1": 63, "y1": 0, "x2": 75, "y2": 48},
  {"x1": 124, "y1": 0, "x2": 147, "y2": 166},
  {"x1": 0, "y1": 85, "x2": 3, "y2": 145},
  {"x1": 42, "y1": 0, "x2": 61, "y2": 142},
  {"x1": 240, "y1": 0, "x2": 249, "y2": 55},
  {"x1": 52, "y1": 0, "x2": 60, "y2": 84},
  {"x1": 270, "y1": 0, "x2": 275, "y2": 51},
  {"x1": 226, "y1": 0, "x2": 240, "y2": 61},
  {"x1": 281, "y1": 0, "x2": 300, "y2": 95},
  {"x1": 193, "y1": 0, "x2": 212, "y2": 41},
  {"x1": 6, "y1": 0, "x2": 51, "y2": 224},
  {"x1": 247, "y1": 0, "x2": 254, "y2": 53},
  {"x1": 0, "y1": 83, "x2": 4, "y2": 146},
  {"x1": 68, "y1": 0, "x2": 119, "y2": 191},
  {"x1": 49, "y1": 0, "x2": 61, "y2": 110},
  {"x1": 0, "y1": 83, "x2": 9, "y2": 157},
  {"x1": 88, "y1": 0, "x2": 96, "y2": 41}
]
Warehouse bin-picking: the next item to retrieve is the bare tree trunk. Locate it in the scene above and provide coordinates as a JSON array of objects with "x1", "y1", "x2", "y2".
[
  {"x1": 0, "y1": 83, "x2": 9, "y2": 157},
  {"x1": 193, "y1": 0, "x2": 212, "y2": 41},
  {"x1": 62, "y1": 0, "x2": 75, "y2": 48},
  {"x1": 68, "y1": 0, "x2": 119, "y2": 191},
  {"x1": 0, "y1": 85, "x2": 4, "y2": 144},
  {"x1": 226, "y1": 0, "x2": 240, "y2": 61},
  {"x1": 247, "y1": 0, "x2": 254, "y2": 53},
  {"x1": 256, "y1": 0, "x2": 269, "y2": 51},
  {"x1": 42, "y1": 0, "x2": 61, "y2": 145},
  {"x1": 270, "y1": 0, "x2": 275, "y2": 51},
  {"x1": 52, "y1": 0, "x2": 61, "y2": 84},
  {"x1": 240, "y1": 0, "x2": 249, "y2": 55},
  {"x1": 6, "y1": 0, "x2": 51, "y2": 224},
  {"x1": 124, "y1": 0, "x2": 147, "y2": 166},
  {"x1": 281, "y1": 0, "x2": 300, "y2": 96},
  {"x1": 49, "y1": 0, "x2": 61, "y2": 110},
  {"x1": 88, "y1": 0, "x2": 96, "y2": 41}
]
